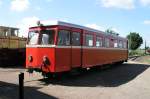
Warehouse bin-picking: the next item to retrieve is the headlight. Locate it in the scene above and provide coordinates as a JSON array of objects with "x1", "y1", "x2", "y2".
[
  {"x1": 42, "y1": 56, "x2": 50, "y2": 65},
  {"x1": 28, "y1": 55, "x2": 33, "y2": 62}
]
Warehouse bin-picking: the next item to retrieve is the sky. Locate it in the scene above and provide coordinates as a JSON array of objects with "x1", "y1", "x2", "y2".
[{"x1": 0, "y1": 0, "x2": 150, "y2": 47}]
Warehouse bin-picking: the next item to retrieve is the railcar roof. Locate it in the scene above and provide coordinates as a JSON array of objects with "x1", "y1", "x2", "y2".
[{"x1": 30, "y1": 20, "x2": 127, "y2": 40}]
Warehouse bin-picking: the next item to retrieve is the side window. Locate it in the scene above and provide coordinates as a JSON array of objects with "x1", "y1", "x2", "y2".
[
  {"x1": 119, "y1": 40, "x2": 123, "y2": 48},
  {"x1": 110, "y1": 38, "x2": 114, "y2": 48},
  {"x1": 57, "y1": 30, "x2": 70, "y2": 46},
  {"x1": 85, "y1": 34, "x2": 93, "y2": 46},
  {"x1": 114, "y1": 39, "x2": 118, "y2": 48},
  {"x1": 105, "y1": 38, "x2": 110, "y2": 47},
  {"x1": 123, "y1": 41, "x2": 127, "y2": 49},
  {"x1": 96, "y1": 36, "x2": 103, "y2": 47},
  {"x1": 72, "y1": 32, "x2": 80, "y2": 46}
]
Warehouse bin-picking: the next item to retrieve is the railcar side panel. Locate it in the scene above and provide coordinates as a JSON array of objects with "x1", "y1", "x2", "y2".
[
  {"x1": 71, "y1": 47, "x2": 81, "y2": 68},
  {"x1": 55, "y1": 47, "x2": 71, "y2": 72},
  {"x1": 82, "y1": 48, "x2": 128, "y2": 68}
]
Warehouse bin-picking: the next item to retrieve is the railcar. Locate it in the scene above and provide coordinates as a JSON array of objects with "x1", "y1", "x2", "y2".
[
  {"x1": 0, "y1": 26, "x2": 26, "y2": 66},
  {"x1": 26, "y1": 21, "x2": 128, "y2": 76}
]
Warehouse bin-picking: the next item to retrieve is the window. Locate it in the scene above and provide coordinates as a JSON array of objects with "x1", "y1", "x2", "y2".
[
  {"x1": 119, "y1": 40, "x2": 123, "y2": 48},
  {"x1": 123, "y1": 41, "x2": 127, "y2": 48},
  {"x1": 72, "y1": 32, "x2": 80, "y2": 46},
  {"x1": 40, "y1": 30, "x2": 55, "y2": 45},
  {"x1": 96, "y1": 36, "x2": 103, "y2": 47},
  {"x1": 105, "y1": 38, "x2": 110, "y2": 47},
  {"x1": 57, "y1": 30, "x2": 70, "y2": 46},
  {"x1": 85, "y1": 34, "x2": 93, "y2": 46},
  {"x1": 41, "y1": 34, "x2": 49, "y2": 44},
  {"x1": 28, "y1": 31, "x2": 39, "y2": 45},
  {"x1": 114, "y1": 39, "x2": 118, "y2": 48}
]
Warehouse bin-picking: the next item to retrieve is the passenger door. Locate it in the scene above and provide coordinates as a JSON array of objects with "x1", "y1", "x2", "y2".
[
  {"x1": 55, "y1": 30, "x2": 71, "y2": 72},
  {"x1": 71, "y1": 31, "x2": 81, "y2": 68}
]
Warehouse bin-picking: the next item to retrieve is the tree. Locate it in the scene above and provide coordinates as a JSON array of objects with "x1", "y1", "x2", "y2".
[
  {"x1": 105, "y1": 29, "x2": 119, "y2": 36},
  {"x1": 127, "y1": 32, "x2": 143, "y2": 50}
]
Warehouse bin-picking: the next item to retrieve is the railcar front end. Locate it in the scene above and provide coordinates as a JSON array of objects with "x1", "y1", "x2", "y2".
[
  {"x1": 26, "y1": 27, "x2": 57, "y2": 74},
  {"x1": 26, "y1": 26, "x2": 75, "y2": 76}
]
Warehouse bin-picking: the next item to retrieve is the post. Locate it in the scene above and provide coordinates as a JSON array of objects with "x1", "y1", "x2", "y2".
[
  {"x1": 19, "y1": 72, "x2": 24, "y2": 99},
  {"x1": 145, "y1": 40, "x2": 147, "y2": 55}
]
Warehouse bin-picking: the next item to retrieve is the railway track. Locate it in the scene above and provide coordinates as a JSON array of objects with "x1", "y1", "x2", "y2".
[{"x1": 128, "y1": 55, "x2": 140, "y2": 61}]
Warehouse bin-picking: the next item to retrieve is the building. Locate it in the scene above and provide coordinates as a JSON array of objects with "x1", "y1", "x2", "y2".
[{"x1": 0, "y1": 26, "x2": 19, "y2": 37}]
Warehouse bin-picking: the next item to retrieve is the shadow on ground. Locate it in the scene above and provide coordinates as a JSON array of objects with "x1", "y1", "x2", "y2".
[
  {"x1": 0, "y1": 59, "x2": 25, "y2": 69},
  {"x1": 0, "y1": 64, "x2": 25, "y2": 69},
  {"x1": 40, "y1": 63, "x2": 150, "y2": 87},
  {"x1": 0, "y1": 81, "x2": 57, "y2": 99}
]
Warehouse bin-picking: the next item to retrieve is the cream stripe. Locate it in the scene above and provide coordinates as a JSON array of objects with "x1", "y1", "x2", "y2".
[
  {"x1": 26, "y1": 44, "x2": 128, "y2": 50},
  {"x1": 26, "y1": 45, "x2": 56, "y2": 48},
  {"x1": 72, "y1": 46, "x2": 81, "y2": 48},
  {"x1": 82, "y1": 46, "x2": 128, "y2": 50},
  {"x1": 55, "y1": 46, "x2": 71, "y2": 48}
]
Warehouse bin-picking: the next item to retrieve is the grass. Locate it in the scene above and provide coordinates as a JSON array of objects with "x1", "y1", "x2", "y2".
[
  {"x1": 129, "y1": 49, "x2": 148, "y2": 57},
  {"x1": 142, "y1": 57, "x2": 150, "y2": 64},
  {"x1": 129, "y1": 49, "x2": 150, "y2": 64}
]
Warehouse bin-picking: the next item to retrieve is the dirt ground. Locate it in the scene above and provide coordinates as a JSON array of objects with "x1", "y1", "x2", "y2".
[
  {"x1": 0, "y1": 62, "x2": 150, "y2": 99},
  {"x1": 131, "y1": 55, "x2": 150, "y2": 64}
]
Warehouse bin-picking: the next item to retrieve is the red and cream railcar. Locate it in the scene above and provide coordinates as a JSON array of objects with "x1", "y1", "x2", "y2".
[{"x1": 26, "y1": 21, "x2": 128, "y2": 75}]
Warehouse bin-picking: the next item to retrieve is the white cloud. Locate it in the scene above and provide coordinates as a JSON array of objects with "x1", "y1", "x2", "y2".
[
  {"x1": 41, "y1": 20, "x2": 60, "y2": 25},
  {"x1": 98, "y1": 0, "x2": 135, "y2": 9},
  {"x1": 111, "y1": 27, "x2": 120, "y2": 33},
  {"x1": 17, "y1": 16, "x2": 39, "y2": 37},
  {"x1": 143, "y1": 20, "x2": 150, "y2": 25},
  {"x1": 11, "y1": 0, "x2": 30, "y2": 12},
  {"x1": 140, "y1": 0, "x2": 150, "y2": 6},
  {"x1": 16, "y1": 18, "x2": 70, "y2": 37},
  {"x1": 85, "y1": 24, "x2": 121, "y2": 36},
  {"x1": 85, "y1": 24, "x2": 105, "y2": 31},
  {"x1": 39, "y1": 18, "x2": 69, "y2": 25}
]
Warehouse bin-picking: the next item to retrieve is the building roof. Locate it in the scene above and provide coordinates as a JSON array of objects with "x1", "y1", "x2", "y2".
[{"x1": 0, "y1": 26, "x2": 19, "y2": 30}]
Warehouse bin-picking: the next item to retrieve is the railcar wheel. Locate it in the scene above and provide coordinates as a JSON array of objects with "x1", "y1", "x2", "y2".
[
  {"x1": 44, "y1": 73, "x2": 53, "y2": 78},
  {"x1": 43, "y1": 72, "x2": 62, "y2": 80},
  {"x1": 116, "y1": 61, "x2": 124, "y2": 65}
]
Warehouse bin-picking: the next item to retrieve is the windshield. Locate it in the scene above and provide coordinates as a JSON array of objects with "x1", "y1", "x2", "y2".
[
  {"x1": 40, "y1": 30, "x2": 55, "y2": 45},
  {"x1": 28, "y1": 30, "x2": 55, "y2": 45},
  {"x1": 28, "y1": 31, "x2": 39, "y2": 45}
]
